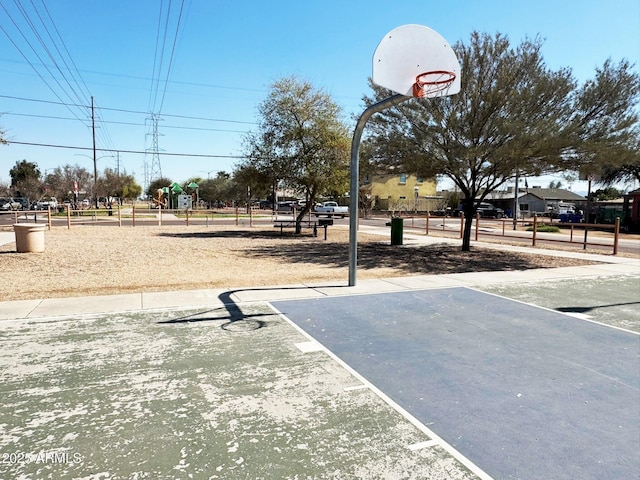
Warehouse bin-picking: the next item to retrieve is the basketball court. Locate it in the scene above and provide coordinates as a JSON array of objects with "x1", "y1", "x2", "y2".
[{"x1": 272, "y1": 287, "x2": 640, "y2": 480}]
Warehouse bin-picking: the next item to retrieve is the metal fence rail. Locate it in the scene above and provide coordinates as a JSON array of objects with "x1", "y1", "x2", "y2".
[{"x1": 410, "y1": 212, "x2": 622, "y2": 255}]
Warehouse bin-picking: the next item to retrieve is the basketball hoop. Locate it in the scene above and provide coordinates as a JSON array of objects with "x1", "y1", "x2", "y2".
[{"x1": 413, "y1": 70, "x2": 456, "y2": 98}]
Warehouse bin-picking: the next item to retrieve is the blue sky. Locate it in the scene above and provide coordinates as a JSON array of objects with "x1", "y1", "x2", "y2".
[{"x1": 1, "y1": 0, "x2": 639, "y2": 194}]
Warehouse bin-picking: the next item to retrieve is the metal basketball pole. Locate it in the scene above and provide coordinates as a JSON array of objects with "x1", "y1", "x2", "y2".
[{"x1": 348, "y1": 94, "x2": 410, "y2": 286}]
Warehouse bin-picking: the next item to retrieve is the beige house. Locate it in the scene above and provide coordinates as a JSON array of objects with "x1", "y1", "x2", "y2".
[{"x1": 362, "y1": 173, "x2": 440, "y2": 212}]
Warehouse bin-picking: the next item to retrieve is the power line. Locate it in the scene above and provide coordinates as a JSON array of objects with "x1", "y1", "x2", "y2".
[
  {"x1": 0, "y1": 0, "x2": 117, "y2": 160},
  {"x1": 2, "y1": 112, "x2": 250, "y2": 133},
  {"x1": 0, "y1": 2, "x2": 88, "y2": 125},
  {"x1": 0, "y1": 93, "x2": 258, "y2": 124},
  {"x1": 7, "y1": 139, "x2": 248, "y2": 158},
  {"x1": 158, "y1": 0, "x2": 186, "y2": 113},
  {"x1": 0, "y1": 57, "x2": 267, "y2": 93}
]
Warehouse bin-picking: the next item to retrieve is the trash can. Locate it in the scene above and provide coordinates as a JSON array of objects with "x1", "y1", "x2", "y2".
[
  {"x1": 390, "y1": 217, "x2": 403, "y2": 245},
  {"x1": 13, "y1": 223, "x2": 46, "y2": 253}
]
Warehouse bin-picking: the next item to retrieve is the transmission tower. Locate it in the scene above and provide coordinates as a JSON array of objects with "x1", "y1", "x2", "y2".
[{"x1": 145, "y1": 113, "x2": 164, "y2": 191}]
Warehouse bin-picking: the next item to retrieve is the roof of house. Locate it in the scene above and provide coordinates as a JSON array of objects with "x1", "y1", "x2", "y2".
[
  {"x1": 519, "y1": 188, "x2": 585, "y2": 201},
  {"x1": 484, "y1": 190, "x2": 527, "y2": 201}
]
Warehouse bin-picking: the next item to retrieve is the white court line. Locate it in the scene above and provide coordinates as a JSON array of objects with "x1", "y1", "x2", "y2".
[
  {"x1": 467, "y1": 286, "x2": 640, "y2": 336},
  {"x1": 563, "y1": 312, "x2": 592, "y2": 320},
  {"x1": 408, "y1": 439, "x2": 439, "y2": 451},
  {"x1": 294, "y1": 341, "x2": 325, "y2": 353},
  {"x1": 343, "y1": 384, "x2": 368, "y2": 392},
  {"x1": 269, "y1": 301, "x2": 494, "y2": 480}
]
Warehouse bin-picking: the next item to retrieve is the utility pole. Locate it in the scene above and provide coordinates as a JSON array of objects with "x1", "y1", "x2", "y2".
[{"x1": 91, "y1": 96, "x2": 98, "y2": 208}]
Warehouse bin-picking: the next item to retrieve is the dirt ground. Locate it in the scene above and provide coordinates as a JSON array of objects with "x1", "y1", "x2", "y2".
[{"x1": 0, "y1": 225, "x2": 598, "y2": 302}]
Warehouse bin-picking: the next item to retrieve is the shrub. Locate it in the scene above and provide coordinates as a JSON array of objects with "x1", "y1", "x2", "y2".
[{"x1": 527, "y1": 225, "x2": 560, "y2": 233}]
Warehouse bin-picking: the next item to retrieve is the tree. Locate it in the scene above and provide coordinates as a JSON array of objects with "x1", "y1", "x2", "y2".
[
  {"x1": 569, "y1": 59, "x2": 639, "y2": 183},
  {"x1": 147, "y1": 177, "x2": 173, "y2": 207},
  {"x1": 44, "y1": 164, "x2": 92, "y2": 202},
  {"x1": 9, "y1": 160, "x2": 42, "y2": 200},
  {"x1": 241, "y1": 76, "x2": 351, "y2": 233},
  {"x1": 364, "y1": 32, "x2": 638, "y2": 250},
  {"x1": 589, "y1": 186, "x2": 624, "y2": 201},
  {"x1": 233, "y1": 165, "x2": 272, "y2": 211},
  {"x1": 146, "y1": 177, "x2": 173, "y2": 198},
  {"x1": 597, "y1": 136, "x2": 640, "y2": 187},
  {"x1": 120, "y1": 178, "x2": 142, "y2": 202},
  {"x1": 96, "y1": 168, "x2": 142, "y2": 203},
  {"x1": 196, "y1": 172, "x2": 237, "y2": 207}
]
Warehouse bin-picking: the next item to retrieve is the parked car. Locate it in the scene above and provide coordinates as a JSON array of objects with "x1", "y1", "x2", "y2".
[
  {"x1": 476, "y1": 202, "x2": 505, "y2": 219},
  {"x1": 0, "y1": 197, "x2": 22, "y2": 211},
  {"x1": 15, "y1": 197, "x2": 30, "y2": 210},
  {"x1": 276, "y1": 201, "x2": 297, "y2": 212},
  {"x1": 312, "y1": 201, "x2": 349, "y2": 218},
  {"x1": 454, "y1": 201, "x2": 505, "y2": 218},
  {"x1": 36, "y1": 196, "x2": 58, "y2": 210}
]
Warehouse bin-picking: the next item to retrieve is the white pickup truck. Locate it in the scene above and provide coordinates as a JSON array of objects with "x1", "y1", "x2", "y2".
[
  {"x1": 312, "y1": 201, "x2": 348, "y2": 218},
  {"x1": 36, "y1": 196, "x2": 58, "y2": 210}
]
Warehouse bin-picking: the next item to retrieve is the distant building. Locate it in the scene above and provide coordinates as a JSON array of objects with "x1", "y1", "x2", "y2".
[
  {"x1": 486, "y1": 187, "x2": 585, "y2": 217},
  {"x1": 361, "y1": 173, "x2": 439, "y2": 212}
]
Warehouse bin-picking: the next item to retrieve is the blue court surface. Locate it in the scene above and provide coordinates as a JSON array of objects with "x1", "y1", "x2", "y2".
[{"x1": 271, "y1": 287, "x2": 640, "y2": 480}]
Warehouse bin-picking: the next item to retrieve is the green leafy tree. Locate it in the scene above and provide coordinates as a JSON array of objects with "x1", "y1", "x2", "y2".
[
  {"x1": 146, "y1": 177, "x2": 173, "y2": 198},
  {"x1": 96, "y1": 168, "x2": 142, "y2": 203},
  {"x1": 197, "y1": 172, "x2": 236, "y2": 207},
  {"x1": 233, "y1": 165, "x2": 272, "y2": 211},
  {"x1": 9, "y1": 160, "x2": 42, "y2": 200},
  {"x1": 241, "y1": 76, "x2": 351, "y2": 233},
  {"x1": 589, "y1": 186, "x2": 625, "y2": 201},
  {"x1": 364, "y1": 32, "x2": 638, "y2": 251},
  {"x1": 146, "y1": 177, "x2": 173, "y2": 207},
  {"x1": 569, "y1": 59, "x2": 639, "y2": 182},
  {"x1": 121, "y1": 180, "x2": 142, "y2": 202},
  {"x1": 597, "y1": 138, "x2": 640, "y2": 187}
]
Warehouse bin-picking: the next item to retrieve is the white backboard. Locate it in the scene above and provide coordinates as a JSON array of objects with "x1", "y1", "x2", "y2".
[{"x1": 373, "y1": 24, "x2": 461, "y2": 98}]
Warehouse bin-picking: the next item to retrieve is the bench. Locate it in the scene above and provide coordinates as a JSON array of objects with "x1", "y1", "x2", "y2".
[{"x1": 273, "y1": 220, "x2": 318, "y2": 236}]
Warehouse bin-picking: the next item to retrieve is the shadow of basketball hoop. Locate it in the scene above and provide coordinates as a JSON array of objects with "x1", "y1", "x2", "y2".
[
  {"x1": 156, "y1": 303, "x2": 271, "y2": 332},
  {"x1": 220, "y1": 318, "x2": 267, "y2": 332}
]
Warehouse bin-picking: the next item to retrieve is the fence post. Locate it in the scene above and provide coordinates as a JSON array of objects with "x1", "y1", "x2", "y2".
[
  {"x1": 186, "y1": 208, "x2": 189, "y2": 227},
  {"x1": 532, "y1": 215, "x2": 538, "y2": 247},
  {"x1": 613, "y1": 217, "x2": 620, "y2": 255},
  {"x1": 475, "y1": 213, "x2": 480, "y2": 241},
  {"x1": 132, "y1": 204, "x2": 136, "y2": 227},
  {"x1": 67, "y1": 205, "x2": 71, "y2": 229},
  {"x1": 118, "y1": 205, "x2": 122, "y2": 227},
  {"x1": 47, "y1": 206, "x2": 52, "y2": 230},
  {"x1": 235, "y1": 207, "x2": 239, "y2": 226},
  {"x1": 425, "y1": 211, "x2": 429, "y2": 235},
  {"x1": 158, "y1": 208, "x2": 162, "y2": 226}
]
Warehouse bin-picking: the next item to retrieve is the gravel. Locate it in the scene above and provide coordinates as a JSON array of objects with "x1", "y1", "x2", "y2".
[{"x1": 0, "y1": 225, "x2": 597, "y2": 302}]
